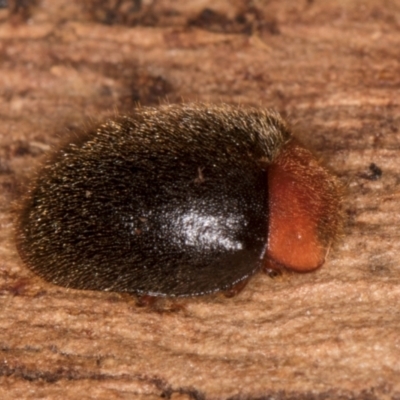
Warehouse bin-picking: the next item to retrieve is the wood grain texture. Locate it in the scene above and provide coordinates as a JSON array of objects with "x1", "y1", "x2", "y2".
[{"x1": 1, "y1": 0, "x2": 400, "y2": 399}]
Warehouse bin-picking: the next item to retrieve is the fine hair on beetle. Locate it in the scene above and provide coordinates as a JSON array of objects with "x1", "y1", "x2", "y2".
[{"x1": 16, "y1": 103, "x2": 342, "y2": 298}]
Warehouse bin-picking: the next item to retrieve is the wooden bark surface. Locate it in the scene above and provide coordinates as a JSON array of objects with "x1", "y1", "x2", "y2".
[{"x1": 1, "y1": 0, "x2": 400, "y2": 399}]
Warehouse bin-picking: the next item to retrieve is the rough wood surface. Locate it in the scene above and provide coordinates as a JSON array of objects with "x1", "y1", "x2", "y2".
[{"x1": 1, "y1": 0, "x2": 400, "y2": 399}]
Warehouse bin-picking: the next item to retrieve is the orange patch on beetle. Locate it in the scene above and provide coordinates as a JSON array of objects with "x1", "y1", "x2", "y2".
[{"x1": 265, "y1": 139, "x2": 341, "y2": 272}]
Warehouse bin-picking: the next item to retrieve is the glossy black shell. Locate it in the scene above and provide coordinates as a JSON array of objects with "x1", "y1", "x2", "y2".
[{"x1": 16, "y1": 104, "x2": 291, "y2": 296}]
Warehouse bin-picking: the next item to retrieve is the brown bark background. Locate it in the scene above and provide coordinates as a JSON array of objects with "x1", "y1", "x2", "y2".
[{"x1": 1, "y1": 0, "x2": 400, "y2": 399}]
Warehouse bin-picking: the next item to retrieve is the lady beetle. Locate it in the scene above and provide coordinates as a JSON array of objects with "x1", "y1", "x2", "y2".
[{"x1": 16, "y1": 104, "x2": 341, "y2": 297}]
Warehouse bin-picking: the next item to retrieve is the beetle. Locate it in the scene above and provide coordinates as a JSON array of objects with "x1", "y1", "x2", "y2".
[{"x1": 16, "y1": 103, "x2": 341, "y2": 297}]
